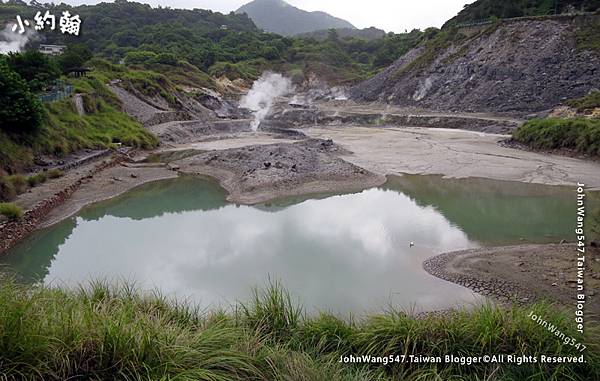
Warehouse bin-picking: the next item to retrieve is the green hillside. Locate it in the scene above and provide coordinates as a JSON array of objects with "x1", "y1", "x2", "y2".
[
  {"x1": 445, "y1": 0, "x2": 600, "y2": 26},
  {"x1": 0, "y1": 1, "x2": 423, "y2": 83}
]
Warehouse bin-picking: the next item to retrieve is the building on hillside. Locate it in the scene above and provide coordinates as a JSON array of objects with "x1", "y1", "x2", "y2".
[{"x1": 38, "y1": 44, "x2": 67, "y2": 56}]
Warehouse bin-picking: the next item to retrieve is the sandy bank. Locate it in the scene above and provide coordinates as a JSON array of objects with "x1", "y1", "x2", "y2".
[{"x1": 424, "y1": 244, "x2": 600, "y2": 314}]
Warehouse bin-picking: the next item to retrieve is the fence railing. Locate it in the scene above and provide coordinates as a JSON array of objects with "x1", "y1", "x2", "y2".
[{"x1": 39, "y1": 85, "x2": 73, "y2": 103}]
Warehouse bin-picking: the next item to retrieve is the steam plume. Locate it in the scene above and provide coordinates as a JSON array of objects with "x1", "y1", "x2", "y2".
[
  {"x1": 240, "y1": 72, "x2": 294, "y2": 131},
  {"x1": 0, "y1": 24, "x2": 37, "y2": 54}
]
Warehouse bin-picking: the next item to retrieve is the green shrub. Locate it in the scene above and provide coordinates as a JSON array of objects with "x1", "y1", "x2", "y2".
[
  {"x1": 0, "y1": 202, "x2": 23, "y2": 220},
  {"x1": 208, "y1": 61, "x2": 259, "y2": 81},
  {"x1": 0, "y1": 60, "x2": 43, "y2": 135},
  {"x1": 6, "y1": 174, "x2": 28, "y2": 193},
  {"x1": 513, "y1": 118, "x2": 600, "y2": 156},
  {"x1": 566, "y1": 91, "x2": 600, "y2": 113},
  {"x1": 26, "y1": 172, "x2": 47, "y2": 187},
  {"x1": 46, "y1": 168, "x2": 64, "y2": 179},
  {"x1": 0, "y1": 177, "x2": 17, "y2": 202},
  {"x1": 124, "y1": 50, "x2": 158, "y2": 65}
]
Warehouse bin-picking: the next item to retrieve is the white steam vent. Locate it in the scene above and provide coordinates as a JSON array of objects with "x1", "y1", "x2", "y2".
[
  {"x1": 0, "y1": 24, "x2": 37, "y2": 54},
  {"x1": 240, "y1": 72, "x2": 294, "y2": 132}
]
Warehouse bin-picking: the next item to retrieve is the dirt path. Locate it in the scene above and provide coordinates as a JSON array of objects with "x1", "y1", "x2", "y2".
[
  {"x1": 424, "y1": 244, "x2": 600, "y2": 315},
  {"x1": 304, "y1": 126, "x2": 600, "y2": 189}
]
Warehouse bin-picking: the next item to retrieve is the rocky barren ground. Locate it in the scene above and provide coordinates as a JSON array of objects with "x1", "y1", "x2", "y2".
[
  {"x1": 176, "y1": 138, "x2": 386, "y2": 204},
  {"x1": 351, "y1": 15, "x2": 600, "y2": 115}
]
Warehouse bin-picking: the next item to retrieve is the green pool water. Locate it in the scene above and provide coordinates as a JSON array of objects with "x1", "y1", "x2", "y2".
[{"x1": 1, "y1": 174, "x2": 594, "y2": 315}]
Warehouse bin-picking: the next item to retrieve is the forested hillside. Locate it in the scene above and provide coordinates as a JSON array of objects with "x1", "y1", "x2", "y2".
[
  {"x1": 0, "y1": 1, "x2": 423, "y2": 83},
  {"x1": 446, "y1": 0, "x2": 600, "y2": 26}
]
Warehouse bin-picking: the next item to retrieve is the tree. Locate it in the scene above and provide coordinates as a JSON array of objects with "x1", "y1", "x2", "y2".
[
  {"x1": 58, "y1": 44, "x2": 93, "y2": 73},
  {"x1": 0, "y1": 60, "x2": 43, "y2": 135},
  {"x1": 5, "y1": 51, "x2": 60, "y2": 91},
  {"x1": 124, "y1": 50, "x2": 158, "y2": 65},
  {"x1": 154, "y1": 52, "x2": 178, "y2": 65}
]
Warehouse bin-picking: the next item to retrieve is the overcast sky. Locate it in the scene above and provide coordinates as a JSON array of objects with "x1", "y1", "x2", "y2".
[{"x1": 49, "y1": 0, "x2": 474, "y2": 33}]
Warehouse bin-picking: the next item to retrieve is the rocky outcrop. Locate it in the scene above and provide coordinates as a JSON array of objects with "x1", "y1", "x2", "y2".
[
  {"x1": 351, "y1": 15, "x2": 600, "y2": 115},
  {"x1": 148, "y1": 119, "x2": 254, "y2": 144},
  {"x1": 107, "y1": 84, "x2": 218, "y2": 127}
]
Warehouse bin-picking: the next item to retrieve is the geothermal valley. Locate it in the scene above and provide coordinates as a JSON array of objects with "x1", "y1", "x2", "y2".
[
  {"x1": 1, "y1": 70, "x2": 599, "y2": 315},
  {"x1": 2, "y1": 9, "x2": 600, "y2": 316}
]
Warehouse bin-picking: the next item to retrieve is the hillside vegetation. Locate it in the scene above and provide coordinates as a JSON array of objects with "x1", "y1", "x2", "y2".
[
  {"x1": 0, "y1": 53, "x2": 177, "y2": 175},
  {"x1": 0, "y1": 279, "x2": 597, "y2": 381},
  {"x1": 514, "y1": 118, "x2": 600, "y2": 156},
  {"x1": 0, "y1": 1, "x2": 423, "y2": 84},
  {"x1": 445, "y1": 0, "x2": 600, "y2": 26}
]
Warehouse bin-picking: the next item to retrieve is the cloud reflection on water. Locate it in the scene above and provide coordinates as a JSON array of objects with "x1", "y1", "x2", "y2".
[{"x1": 42, "y1": 187, "x2": 478, "y2": 315}]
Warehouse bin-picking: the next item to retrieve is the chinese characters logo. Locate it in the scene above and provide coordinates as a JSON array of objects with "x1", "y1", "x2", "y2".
[{"x1": 12, "y1": 11, "x2": 81, "y2": 36}]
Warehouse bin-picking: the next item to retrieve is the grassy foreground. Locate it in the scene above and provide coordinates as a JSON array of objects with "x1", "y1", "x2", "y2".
[{"x1": 0, "y1": 279, "x2": 598, "y2": 381}]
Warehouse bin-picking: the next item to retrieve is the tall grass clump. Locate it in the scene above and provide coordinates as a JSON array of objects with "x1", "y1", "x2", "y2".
[
  {"x1": 0, "y1": 278, "x2": 598, "y2": 380},
  {"x1": 513, "y1": 118, "x2": 600, "y2": 156},
  {"x1": 0, "y1": 176, "x2": 16, "y2": 201},
  {"x1": 567, "y1": 91, "x2": 600, "y2": 113},
  {"x1": 5, "y1": 175, "x2": 27, "y2": 194},
  {"x1": 46, "y1": 168, "x2": 64, "y2": 179},
  {"x1": 238, "y1": 279, "x2": 303, "y2": 343},
  {"x1": 0, "y1": 278, "x2": 266, "y2": 381},
  {"x1": 26, "y1": 172, "x2": 47, "y2": 187},
  {"x1": 0, "y1": 202, "x2": 22, "y2": 220}
]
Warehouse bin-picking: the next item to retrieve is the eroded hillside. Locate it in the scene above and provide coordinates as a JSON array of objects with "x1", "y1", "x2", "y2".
[{"x1": 351, "y1": 14, "x2": 600, "y2": 115}]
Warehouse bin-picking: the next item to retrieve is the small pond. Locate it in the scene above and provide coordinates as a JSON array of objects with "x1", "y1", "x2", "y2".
[{"x1": 1, "y1": 175, "x2": 587, "y2": 315}]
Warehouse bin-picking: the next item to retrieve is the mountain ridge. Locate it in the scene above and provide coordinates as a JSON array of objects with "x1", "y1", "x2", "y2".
[{"x1": 236, "y1": 0, "x2": 355, "y2": 36}]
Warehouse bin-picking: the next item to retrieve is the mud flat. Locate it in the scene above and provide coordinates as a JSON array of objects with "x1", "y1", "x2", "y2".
[
  {"x1": 304, "y1": 126, "x2": 600, "y2": 189},
  {"x1": 424, "y1": 244, "x2": 600, "y2": 314},
  {"x1": 176, "y1": 138, "x2": 386, "y2": 204}
]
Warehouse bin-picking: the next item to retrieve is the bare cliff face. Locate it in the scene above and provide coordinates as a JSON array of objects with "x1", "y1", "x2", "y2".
[{"x1": 350, "y1": 15, "x2": 600, "y2": 115}]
